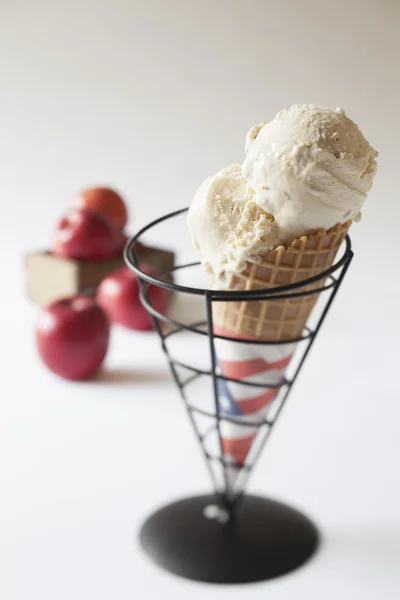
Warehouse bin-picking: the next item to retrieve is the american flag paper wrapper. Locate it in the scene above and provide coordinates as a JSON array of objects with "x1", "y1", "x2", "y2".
[{"x1": 214, "y1": 326, "x2": 297, "y2": 495}]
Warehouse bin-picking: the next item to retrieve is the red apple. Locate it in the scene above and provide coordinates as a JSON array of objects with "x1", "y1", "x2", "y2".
[
  {"x1": 36, "y1": 295, "x2": 110, "y2": 380},
  {"x1": 96, "y1": 265, "x2": 169, "y2": 331},
  {"x1": 71, "y1": 187, "x2": 128, "y2": 230},
  {"x1": 52, "y1": 207, "x2": 124, "y2": 261}
]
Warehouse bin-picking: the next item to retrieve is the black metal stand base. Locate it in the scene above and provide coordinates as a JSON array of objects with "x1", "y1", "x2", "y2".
[{"x1": 139, "y1": 494, "x2": 319, "y2": 584}]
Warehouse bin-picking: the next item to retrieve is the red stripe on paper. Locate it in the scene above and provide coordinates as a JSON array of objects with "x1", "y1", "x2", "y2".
[
  {"x1": 222, "y1": 433, "x2": 256, "y2": 465},
  {"x1": 236, "y1": 388, "x2": 279, "y2": 414},
  {"x1": 219, "y1": 355, "x2": 292, "y2": 379}
]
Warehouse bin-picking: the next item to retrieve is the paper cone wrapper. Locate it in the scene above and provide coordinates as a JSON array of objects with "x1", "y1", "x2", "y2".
[{"x1": 213, "y1": 221, "x2": 351, "y2": 493}]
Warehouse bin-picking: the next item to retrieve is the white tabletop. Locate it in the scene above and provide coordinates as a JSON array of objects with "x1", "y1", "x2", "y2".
[
  {"x1": 1, "y1": 0, "x2": 400, "y2": 598},
  {"x1": 1, "y1": 286, "x2": 399, "y2": 599}
]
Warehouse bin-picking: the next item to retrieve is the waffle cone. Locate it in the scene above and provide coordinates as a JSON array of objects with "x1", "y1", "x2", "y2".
[{"x1": 213, "y1": 220, "x2": 351, "y2": 341}]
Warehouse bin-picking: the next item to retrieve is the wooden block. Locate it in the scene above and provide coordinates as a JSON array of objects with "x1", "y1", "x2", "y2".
[{"x1": 25, "y1": 246, "x2": 175, "y2": 306}]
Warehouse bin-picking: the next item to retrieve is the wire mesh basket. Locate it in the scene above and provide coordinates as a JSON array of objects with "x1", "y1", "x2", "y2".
[{"x1": 124, "y1": 207, "x2": 353, "y2": 584}]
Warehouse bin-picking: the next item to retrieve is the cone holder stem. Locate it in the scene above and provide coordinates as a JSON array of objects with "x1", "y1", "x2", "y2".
[{"x1": 124, "y1": 207, "x2": 354, "y2": 584}]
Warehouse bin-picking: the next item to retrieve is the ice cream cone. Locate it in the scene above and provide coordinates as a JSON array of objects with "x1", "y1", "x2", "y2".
[
  {"x1": 212, "y1": 221, "x2": 352, "y2": 493},
  {"x1": 214, "y1": 220, "x2": 352, "y2": 340}
]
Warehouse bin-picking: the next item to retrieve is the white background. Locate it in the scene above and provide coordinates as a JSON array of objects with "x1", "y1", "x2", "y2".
[{"x1": 1, "y1": 1, "x2": 400, "y2": 598}]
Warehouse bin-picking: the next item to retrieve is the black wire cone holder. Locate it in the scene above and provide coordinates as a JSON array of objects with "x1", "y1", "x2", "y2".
[{"x1": 124, "y1": 208, "x2": 353, "y2": 584}]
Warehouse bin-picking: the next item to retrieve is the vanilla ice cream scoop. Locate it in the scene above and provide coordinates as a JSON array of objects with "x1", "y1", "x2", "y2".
[
  {"x1": 242, "y1": 104, "x2": 378, "y2": 239},
  {"x1": 189, "y1": 104, "x2": 377, "y2": 281},
  {"x1": 188, "y1": 164, "x2": 281, "y2": 281}
]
